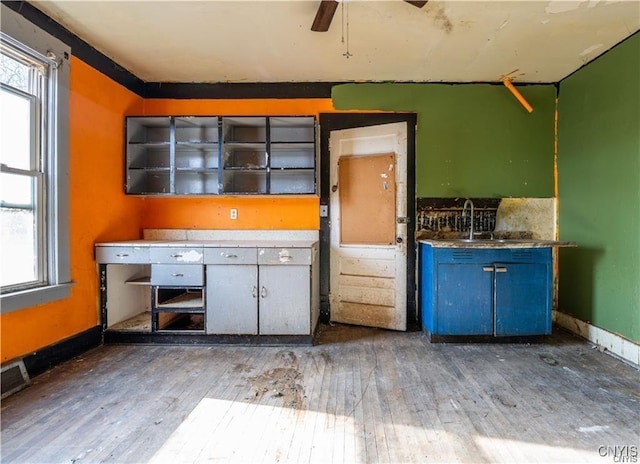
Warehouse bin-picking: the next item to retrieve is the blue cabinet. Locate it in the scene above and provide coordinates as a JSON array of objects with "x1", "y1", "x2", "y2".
[
  {"x1": 436, "y1": 263, "x2": 493, "y2": 335},
  {"x1": 420, "y1": 244, "x2": 552, "y2": 340}
]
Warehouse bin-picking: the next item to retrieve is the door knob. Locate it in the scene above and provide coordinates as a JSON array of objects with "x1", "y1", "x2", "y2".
[{"x1": 396, "y1": 236, "x2": 403, "y2": 243}]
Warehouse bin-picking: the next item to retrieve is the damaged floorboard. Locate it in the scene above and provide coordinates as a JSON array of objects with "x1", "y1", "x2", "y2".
[{"x1": 1, "y1": 325, "x2": 639, "y2": 463}]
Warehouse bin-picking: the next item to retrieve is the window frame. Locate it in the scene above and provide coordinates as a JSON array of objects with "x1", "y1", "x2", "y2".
[
  {"x1": 1, "y1": 60, "x2": 47, "y2": 291},
  {"x1": 1, "y1": 5, "x2": 72, "y2": 313}
]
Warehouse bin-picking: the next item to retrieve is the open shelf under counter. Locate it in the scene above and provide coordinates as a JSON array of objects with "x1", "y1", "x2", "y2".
[
  {"x1": 155, "y1": 290, "x2": 204, "y2": 310},
  {"x1": 125, "y1": 275, "x2": 151, "y2": 285},
  {"x1": 107, "y1": 311, "x2": 152, "y2": 332}
]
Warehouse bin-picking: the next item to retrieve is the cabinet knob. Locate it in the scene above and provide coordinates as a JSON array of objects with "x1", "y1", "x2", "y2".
[
  {"x1": 252, "y1": 286, "x2": 258, "y2": 298},
  {"x1": 260, "y1": 286, "x2": 267, "y2": 298}
]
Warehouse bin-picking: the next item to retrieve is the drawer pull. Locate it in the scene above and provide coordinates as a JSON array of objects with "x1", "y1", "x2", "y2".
[
  {"x1": 171, "y1": 273, "x2": 184, "y2": 277},
  {"x1": 252, "y1": 286, "x2": 258, "y2": 298},
  {"x1": 224, "y1": 253, "x2": 238, "y2": 259},
  {"x1": 260, "y1": 286, "x2": 267, "y2": 298},
  {"x1": 495, "y1": 267, "x2": 508, "y2": 273},
  {"x1": 280, "y1": 255, "x2": 293, "y2": 262},
  {"x1": 170, "y1": 254, "x2": 183, "y2": 258},
  {"x1": 116, "y1": 253, "x2": 129, "y2": 257},
  {"x1": 482, "y1": 267, "x2": 494, "y2": 272}
]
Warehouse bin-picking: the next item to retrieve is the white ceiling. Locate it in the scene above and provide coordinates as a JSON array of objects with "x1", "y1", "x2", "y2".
[{"x1": 30, "y1": 0, "x2": 640, "y2": 83}]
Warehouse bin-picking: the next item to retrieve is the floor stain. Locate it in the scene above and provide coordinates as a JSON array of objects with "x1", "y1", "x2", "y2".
[{"x1": 248, "y1": 367, "x2": 305, "y2": 409}]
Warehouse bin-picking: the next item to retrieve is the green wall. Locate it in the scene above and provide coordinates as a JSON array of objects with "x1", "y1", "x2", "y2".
[
  {"x1": 557, "y1": 34, "x2": 640, "y2": 342},
  {"x1": 332, "y1": 83, "x2": 556, "y2": 198}
]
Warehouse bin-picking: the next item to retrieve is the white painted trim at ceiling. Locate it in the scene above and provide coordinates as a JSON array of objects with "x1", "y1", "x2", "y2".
[{"x1": 553, "y1": 310, "x2": 639, "y2": 367}]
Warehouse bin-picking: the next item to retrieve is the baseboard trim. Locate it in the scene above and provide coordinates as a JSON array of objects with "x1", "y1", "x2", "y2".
[
  {"x1": 553, "y1": 310, "x2": 639, "y2": 367},
  {"x1": 21, "y1": 326, "x2": 103, "y2": 378}
]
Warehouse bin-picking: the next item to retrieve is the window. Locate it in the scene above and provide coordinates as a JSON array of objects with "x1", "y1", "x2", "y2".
[
  {"x1": 1, "y1": 5, "x2": 71, "y2": 313},
  {"x1": 1, "y1": 42, "x2": 48, "y2": 290}
]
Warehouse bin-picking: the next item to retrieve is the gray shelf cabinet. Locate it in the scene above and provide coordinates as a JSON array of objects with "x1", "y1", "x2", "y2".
[
  {"x1": 258, "y1": 264, "x2": 311, "y2": 335},
  {"x1": 204, "y1": 245, "x2": 318, "y2": 336},
  {"x1": 125, "y1": 115, "x2": 316, "y2": 195},
  {"x1": 96, "y1": 241, "x2": 319, "y2": 338},
  {"x1": 205, "y1": 247, "x2": 259, "y2": 335}
]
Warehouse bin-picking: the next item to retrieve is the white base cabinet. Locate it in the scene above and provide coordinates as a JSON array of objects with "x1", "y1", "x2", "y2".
[
  {"x1": 96, "y1": 240, "x2": 319, "y2": 339},
  {"x1": 206, "y1": 264, "x2": 258, "y2": 335},
  {"x1": 259, "y1": 265, "x2": 310, "y2": 335},
  {"x1": 204, "y1": 244, "x2": 318, "y2": 336}
]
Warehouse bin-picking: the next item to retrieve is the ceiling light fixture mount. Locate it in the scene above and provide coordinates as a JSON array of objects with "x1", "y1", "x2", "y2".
[{"x1": 310, "y1": 0, "x2": 428, "y2": 32}]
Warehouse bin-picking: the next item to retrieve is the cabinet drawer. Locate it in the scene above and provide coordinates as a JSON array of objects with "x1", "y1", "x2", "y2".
[
  {"x1": 96, "y1": 246, "x2": 149, "y2": 264},
  {"x1": 150, "y1": 247, "x2": 204, "y2": 264},
  {"x1": 258, "y1": 247, "x2": 311, "y2": 265},
  {"x1": 151, "y1": 264, "x2": 204, "y2": 286},
  {"x1": 204, "y1": 247, "x2": 257, "y2": 265}
]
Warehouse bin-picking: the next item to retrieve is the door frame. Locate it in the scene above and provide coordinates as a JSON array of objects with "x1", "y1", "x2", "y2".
[{"x1": 318, "y1": 113, "x2": 417, "y2": 329}]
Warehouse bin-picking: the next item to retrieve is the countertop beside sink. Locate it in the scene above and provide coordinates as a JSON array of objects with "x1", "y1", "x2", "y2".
[{"x1": 419, "y1": 238, "x2": 577, "y2": 248}]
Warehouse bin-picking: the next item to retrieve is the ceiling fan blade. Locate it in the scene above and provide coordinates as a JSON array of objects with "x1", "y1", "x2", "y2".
[
  {"x1": 311, "y1": 0, "x2": 339, "y2": 32},
  {"x1": 404, "y1": 0, "x2": 429, "y2": 7}
]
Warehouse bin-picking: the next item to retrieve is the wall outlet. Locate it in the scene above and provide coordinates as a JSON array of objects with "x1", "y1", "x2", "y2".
[{"x1": 230, "y1": 208, "x2": 238, "y2": 220}]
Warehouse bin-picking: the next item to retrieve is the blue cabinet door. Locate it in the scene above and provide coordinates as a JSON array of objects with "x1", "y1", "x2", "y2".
[
  {"x1": 494, "y1": 263, "x2": 551, "y2": 336},
  {"x1": 436, "y1": 264, "x2": 493, "y2": 335}
]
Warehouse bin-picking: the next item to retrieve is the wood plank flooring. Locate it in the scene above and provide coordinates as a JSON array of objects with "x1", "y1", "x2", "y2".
[{"x1": 2, "y1": 325, "x2": 638, "y2": 463}]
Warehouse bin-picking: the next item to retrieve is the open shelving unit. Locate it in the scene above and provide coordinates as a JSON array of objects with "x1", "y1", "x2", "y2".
[
  {"x1": 270, "y1": 117, "x2": 316, "y2": 194},
  {"x1": 125, "y1": 115, "x2": 316, "y2": 195},
  {"x1": 152, "y1": 287, "x2": 206, "y2": 333},
  {"x1": 222, "y1": 116, "x2": 268, "y2": 194}
]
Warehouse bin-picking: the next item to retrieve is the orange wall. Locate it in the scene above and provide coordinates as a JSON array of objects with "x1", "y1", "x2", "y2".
[
  {"x1": 1, "y1": 58, "x2": 144, "y2": 362},
  {"x1": 140, "y1": 98, "x2": 334, "y2": 231},
  {"x1": 1, "y1": 66, "x2": 336, "y2": 362},
  {"x1": 142, "y1": 196, "x2": 320, "y2": 230}
]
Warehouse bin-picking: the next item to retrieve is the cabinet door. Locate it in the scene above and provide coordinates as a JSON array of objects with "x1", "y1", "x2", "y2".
[
  {"x1": 436, "y1": 264, "x2": 493, "y2": 335},
  {"x1": 206, "y1": 265, "x2": 258, "y2": 335},
  {"x1": 494, "y1": 263, "x2": 551, "y2": 336},
  {"x1": 259, "y1": 265, "x2": 310, "y2": 335}
]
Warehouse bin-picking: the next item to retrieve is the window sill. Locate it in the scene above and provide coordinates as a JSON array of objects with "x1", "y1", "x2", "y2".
[{"x1": 1, "y1": 283, "x2": 75, "y2": 314}]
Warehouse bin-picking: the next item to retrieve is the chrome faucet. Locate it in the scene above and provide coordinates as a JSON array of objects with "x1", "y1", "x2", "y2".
[{"x1": 462, "y1": 198, "x2": 474, "y2": 240}]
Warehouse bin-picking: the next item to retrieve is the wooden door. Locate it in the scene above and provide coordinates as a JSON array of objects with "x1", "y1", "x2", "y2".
[{"x1": 329, "y1": 122, "x2": 408, "y2": 331}]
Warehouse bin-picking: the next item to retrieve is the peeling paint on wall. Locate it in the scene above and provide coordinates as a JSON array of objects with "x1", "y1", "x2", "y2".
[
  {"x1": 415, "y1": 198, "x2": 499, "y2": 237},
  {"x1": 494, "y1": 198, "x2": 556, "y2": 240}
]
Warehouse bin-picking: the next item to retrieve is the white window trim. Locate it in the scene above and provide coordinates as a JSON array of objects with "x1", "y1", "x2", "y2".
[{"x1": 1, "y1": 5, "x2": 72, "y2": 313}]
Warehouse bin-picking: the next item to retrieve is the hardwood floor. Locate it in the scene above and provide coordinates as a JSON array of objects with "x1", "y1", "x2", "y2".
[{"x1": 2, "y1": 325, "x2": 638, "y2": 463}]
